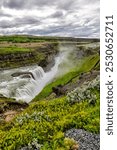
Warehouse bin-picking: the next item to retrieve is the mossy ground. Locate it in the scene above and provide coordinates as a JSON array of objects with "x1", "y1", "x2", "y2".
[{"x1": 0, "y1": 92, "x2": 99, "y2": 149}]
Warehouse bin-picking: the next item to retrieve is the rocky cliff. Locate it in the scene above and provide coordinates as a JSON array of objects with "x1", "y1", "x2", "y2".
[{"x1": 0, "y1": 43, "x2": 58, "y2": 70}]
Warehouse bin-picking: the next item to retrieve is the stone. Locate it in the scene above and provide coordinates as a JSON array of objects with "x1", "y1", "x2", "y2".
[{"x1": 65, "y1": 129, "x2": 100, "y2": 150}]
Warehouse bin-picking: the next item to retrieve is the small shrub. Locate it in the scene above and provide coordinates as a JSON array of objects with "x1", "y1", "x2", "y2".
[
  {"x1": 67, "y1": 75, "x2": 100, "y2": 104},
  {"x1": 20, "y1": 138, "x2": 42, "y2": 150},
  {"x1": 64, "y1": 138, "x2": 79, "y2": 150}
]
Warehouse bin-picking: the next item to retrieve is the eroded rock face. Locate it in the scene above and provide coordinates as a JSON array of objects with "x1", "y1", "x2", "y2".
[
  {"x1": 0, "y1": 43, "x2": 59, "y2": 70},
  {"x1": 39, "y1": 54, "x2": 56, "y2": 72},
  {"x1": 0, "y1": 52, "x2": 35, "y2": 61}
]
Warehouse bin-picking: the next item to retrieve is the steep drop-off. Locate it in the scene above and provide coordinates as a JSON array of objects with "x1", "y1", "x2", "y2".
[{"x1": 0, "y1": 43, "x2": 58, "y2": 70}]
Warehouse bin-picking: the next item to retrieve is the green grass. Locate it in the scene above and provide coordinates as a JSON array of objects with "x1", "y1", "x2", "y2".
[
  {"x1": 0, "y1": 89, "x2": 99, "y2": 149},
  {"x1": 0, "y1": 35, "x2": 99, "y2": 43},
  {"x1": 0, "y1": 47, "x2": 31, "y2": 54},
  {"x1": 0, "y1": 35, "x2": 46, "y2": 43},
  {"x1": 0, "y1": 35, "x2": 70, "y2": 43},
  {"x1": 33, "y1": 54, "x2": 99, "y2": 101}
]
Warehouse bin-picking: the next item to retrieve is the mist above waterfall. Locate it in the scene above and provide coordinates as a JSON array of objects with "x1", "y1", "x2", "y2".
[{"x1": 56, "y1": 43, "x2": 78, "y2": 76}]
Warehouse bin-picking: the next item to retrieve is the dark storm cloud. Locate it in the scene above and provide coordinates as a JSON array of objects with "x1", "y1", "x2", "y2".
[
  {"x1": 3, "y1": 0, "x2": 26, "y2": 9},
  {"x1": 2, "y1": 0, "x2": 56, "y2": 9},
  {"x1": 2, "y1": 0, "x2": 76, "y2": 10},
  {"x1": 0, "y1": 0, "x2": 100, "y2": 37},
  {"x1": 50, "y1": 11, "x2": 64, "y2": 18},
  {"x1": 0, "y1": 16, "x2": 41, "y2": 28}
]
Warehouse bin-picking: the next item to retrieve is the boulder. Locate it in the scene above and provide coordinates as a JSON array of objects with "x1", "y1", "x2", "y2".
[{"x1": 52, "y1": 85, "x2": 66, "y2": 96}]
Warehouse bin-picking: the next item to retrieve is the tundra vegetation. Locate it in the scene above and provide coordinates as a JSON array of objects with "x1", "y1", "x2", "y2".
[{"x1": 0, "y1": 35, "x2": 100, "y2": 150}]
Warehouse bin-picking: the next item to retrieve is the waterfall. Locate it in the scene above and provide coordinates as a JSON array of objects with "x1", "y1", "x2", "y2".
[
  {"x1": 30, "y1": 66, "x2": 45, "y2": 80},
  {"x1": 0, "y1": 54, "x2": 62, "y2": 102}
]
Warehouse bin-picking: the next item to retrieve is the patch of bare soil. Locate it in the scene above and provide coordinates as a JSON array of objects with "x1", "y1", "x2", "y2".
[
  {"x1": 4, "y1": 110, "x2": 19, "y2": 122},
  {"x1": 0, "y1": 100, "x2": 28, "y2": 123}
]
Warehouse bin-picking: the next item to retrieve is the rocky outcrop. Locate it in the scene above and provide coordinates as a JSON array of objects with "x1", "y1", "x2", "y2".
[
  {"x1": 51, "y1": 70, "x2": 100, "y2": 98},
  {"x1": 52, "y1": 85, "x2": 66, "y2": 96},
  {"x1": 0, "y1": 52, "x2": 38, "y2": 70},
  {"x1": 0, "y1": 99, "x2": 28, "y2": 112},
  {"x1": 0, "y1": 52, "x2": 35, "y2": 61},
  {"x1": 65, "y1": 129, "x2": 100, "y2": 150},
  {"x1": 0, "y1": 43, "x2": 59, "y2": 70},
  {"x1": 37, "y1": 43, "x2": 58, "y2": 71}
]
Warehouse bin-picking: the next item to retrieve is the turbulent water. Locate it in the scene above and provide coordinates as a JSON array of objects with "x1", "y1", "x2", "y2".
[{"x1": 0, "y1": 54, "x2": 64, "y2": 102}]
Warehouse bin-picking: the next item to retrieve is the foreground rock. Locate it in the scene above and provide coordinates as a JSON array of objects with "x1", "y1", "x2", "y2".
[{"x1": 65, "y1": 129, "x2": 100, "y2": 150}]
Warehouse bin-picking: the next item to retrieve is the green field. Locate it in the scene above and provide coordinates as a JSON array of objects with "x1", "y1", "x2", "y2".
[{"x1": 0, "y1": 47, "x2": 31, "y2": 54}]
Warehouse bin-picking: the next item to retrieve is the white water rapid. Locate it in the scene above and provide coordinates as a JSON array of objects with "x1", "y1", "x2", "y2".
[{"x1": 0, "y1": 54, "x2": 64, "y2": 102}]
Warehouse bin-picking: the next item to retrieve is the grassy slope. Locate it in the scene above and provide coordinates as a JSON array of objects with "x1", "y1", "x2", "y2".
[
  {"x1": 0, "y1": 36, "x2": 100, "y2": 149},
  {"x1": 0, "y1": 56, "x2": 100, "y2": 150},
  {"x1": 0, "y1": 92, "x2": 99, "y2": 149},
  {"x1": 33, "y1": 54, "x2": 99, "y2": 101}
]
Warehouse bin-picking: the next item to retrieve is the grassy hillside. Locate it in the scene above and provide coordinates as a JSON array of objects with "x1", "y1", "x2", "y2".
[
  {"x1": 0, "y1": 77, "x2": 99, "y2": 149},
  {"x1": 33, "y1": 54, "x2": 99, "y2": 101},
  {"x1": 0, "y1": 35, "x2": 100, "y2": 150}
]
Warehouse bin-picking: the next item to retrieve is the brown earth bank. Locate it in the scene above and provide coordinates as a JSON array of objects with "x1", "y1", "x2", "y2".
[{"x1": 0, "y1": 98, "x2": 29, "y2": 123}]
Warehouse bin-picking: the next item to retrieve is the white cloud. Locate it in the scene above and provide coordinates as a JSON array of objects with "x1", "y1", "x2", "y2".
[{"x1": 0, "y1": 0, "x2": 100, "y2": 37}]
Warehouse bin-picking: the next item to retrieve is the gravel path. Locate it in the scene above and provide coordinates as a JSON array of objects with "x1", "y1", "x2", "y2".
[{"x1": 65, "y1": 129, "x2": 100, "y2": 150}]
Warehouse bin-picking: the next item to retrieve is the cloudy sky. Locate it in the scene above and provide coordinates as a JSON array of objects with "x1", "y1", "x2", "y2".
[{"x1": 0, "y1": 0, "x2": 100, "y2": 37}]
